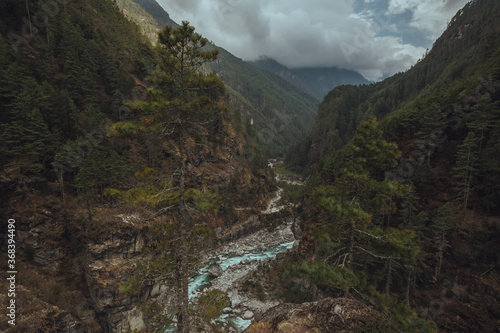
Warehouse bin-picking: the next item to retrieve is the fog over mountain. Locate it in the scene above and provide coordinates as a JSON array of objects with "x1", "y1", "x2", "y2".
[{"x1": 157, "y1": 0, "x2": 469, "y2": 81}]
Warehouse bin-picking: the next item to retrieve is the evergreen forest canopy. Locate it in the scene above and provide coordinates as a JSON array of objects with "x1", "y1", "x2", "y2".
[
  {"x1": 0, "y1": 0, "x2": 499, "y2": 332},
  {"x1": 277, "y1": 0, "x2": 500, "y2": 331},
  {"x1": 114, "y1": 0, "x2": 320, "y2": 158},
  {"x1": 0, "y1": 1, "x2": 272, "y2": 331},
  {"x1": 287, "y1": 0, "x2": 500, "y2": 213},
  {"x1": 0, "y1": 0, "x2": 156, "y2": 190}
]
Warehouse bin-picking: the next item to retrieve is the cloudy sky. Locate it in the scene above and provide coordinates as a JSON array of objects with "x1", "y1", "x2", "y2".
[{"x1": 157, "y1": 0, "x2": 469, "y2": 81}]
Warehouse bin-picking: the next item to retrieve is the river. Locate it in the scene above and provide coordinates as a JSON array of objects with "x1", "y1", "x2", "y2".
[{"x1": 167, "y1": 162, "x2": 303, "y2": 332}]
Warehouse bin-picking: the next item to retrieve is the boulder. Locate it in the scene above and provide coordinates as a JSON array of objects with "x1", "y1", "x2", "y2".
[
  {"x1": 243, "y1": 310, "x2": 254, "y2": 320},
  {"x1": 207, "y1": 263, "x2": 223, "y2": 277}
]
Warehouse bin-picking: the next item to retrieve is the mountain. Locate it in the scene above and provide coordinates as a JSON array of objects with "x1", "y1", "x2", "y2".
[
  {"x1": 288, "y1": 0, "x2": 500, "y2": 175},
  {"x1": 130, "y1": 0, "x2": 177, "y2": 27},
  {"x1": 281, "y1": 0, "x2": 500, "y2": 331},
  {"x1": 201, "y1": 45, "x2": 319, "y2": 157},
  {"x1": 118, "y1": 0, "x2": 320, "y2": 158},
  {"x1": 0, "y1": 0, "x2": 276, "y2": 332},
  {"x1": 249, "y1": 57, "x2": 371, "y2": 100}
]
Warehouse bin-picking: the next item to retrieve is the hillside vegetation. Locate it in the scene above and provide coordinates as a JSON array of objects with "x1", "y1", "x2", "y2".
[
  {"x1": 0, "y1": 1, "x2": 273, "y2": 331},
  {"x1": 280, "y1": 0, "x2": 500, "y2": 331},
  {"x1": 250, "y1": 57, "x2": 370, "y2": 100},
  {"x1": 115, "y1": 0, "x2": 319, "y2": 157}
]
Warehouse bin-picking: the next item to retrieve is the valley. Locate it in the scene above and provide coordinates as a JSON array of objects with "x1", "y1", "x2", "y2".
[{"x1": 0, "y1": 0, "x2": 499, "y2": 332}]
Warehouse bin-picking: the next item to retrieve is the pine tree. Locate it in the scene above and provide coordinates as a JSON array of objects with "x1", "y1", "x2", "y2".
[
  {"x1": 453, "y1": 132, "x2": 479, "y2": 210},
  {"x1": 74, "y1": 145, "x2": 126, "y2": 220},
  {"x1": 468, "y1": 93, "x2": 494, "y2": 150},
  {"x1": 415, "y1": 103, "x2": 446, "y2": 166},
  {"x1": 109, "y1": 21, "x2": 221, "y2": 333},
  {"x1": 432, "y1": 203, "x2": 455, "y2": 278},
  {"x1": 0, "y1": 107, "x2": 51, "y2": 184},
  {"x1": 155, "y1": 21, "x2": 219, "y2": 104},
  {"x1": 314, "y1": 117, "x2": 419, "y2": 296}
]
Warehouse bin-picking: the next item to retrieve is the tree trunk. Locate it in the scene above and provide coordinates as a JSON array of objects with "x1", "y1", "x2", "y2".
[
  {"x1": 436, "y1": 232, "x2": 445, "y2": 277},
  {"x1": 385, "y1": 257, "x2": 393, "y2": 294},
  {"x1": 405, "y1": 266, "x2": 414, "y2": 305},
  {"x1": 25, "y1": 0, "x2": 33, "y2": 36},
  {"x1": 178, "y1": 212, "x2": 190, "y2": 333},
  {"x1": 344, "y1": 220, "x2": 355, "y2": 297},
  {"x1": 178, "y1": 155, "x2": 190, "y2": 332},
  {"x1": 86, "y1": 199, "x2": 92, "y2": 221},
  {"x1": 346, "y1": 220, "x2": 355, "y2": 270}
]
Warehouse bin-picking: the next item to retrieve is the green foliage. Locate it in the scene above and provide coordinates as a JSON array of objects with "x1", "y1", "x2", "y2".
[
  {"x1": 74, "y1": 145, "x2": 127, "y2": 199},
  {"x1": 282, "y1": 261, "x2": 363, "y2": 298},
  {"x1": 141, "y1": 301, "x2": 173, "y2": 330},
  {"x1": 104, "y1": 181, "x2": 179, "y2": 209},
  {"x1": 185, "y1": 188, "x2": 222, "y2": 212},
  {"x1": 367, "y1": 286, "x2": 437, "y2": 333},
  {"x1": 349, "y1": 116, "x2": 400, "y2": 174},
  {"x1": 453, "y1": 132, "x2": 479, "y2": 209},
  {"x1": 0, "y1": 0, "x2": 156, "y2": 191},
  {"x1": 432, "y1": 203, "x2": 455, "y2": 232},
  {"x1": 314, "y1": 185, "x2": 372, "y2": 226},
  {"x1": 152, "y1": 21, "x2": 220, "y2": 104},
  {"x1": 380, "y1": 228, "x2": 420, "y2": 263},
  {"x1": 120, "y1": 276, "x2": 141, "y2": 297},
  {"x1": 195, "y1": 289, "x2": 229, "y2": 322},
  {"x1": 277, "y1": 181, "x2": 304, "y2": 205},
  {"x1": 0, "y1": 106, "x2": 52, "y2": 181}
]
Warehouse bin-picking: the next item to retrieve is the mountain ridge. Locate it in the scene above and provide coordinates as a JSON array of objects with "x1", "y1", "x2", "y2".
[
  {"x1": 249, "y1": 57, "x2": 370, "y2": 100},
  {"x1": 121, "y1": 0, "x2": 320, "y2": 157},
  {"x1": 278, "y1": 1, "x2": 500, "y2": 331}
]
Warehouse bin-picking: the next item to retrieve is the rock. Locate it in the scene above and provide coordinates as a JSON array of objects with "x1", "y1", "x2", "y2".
[
  {"x1": 222, "y1": 307, "x2": 232, "y2": 314},
  {"x1": 207, "y1": 263, "x2": 223, "y2": 277},
  {"x1": 243, "y1": 310, "x2": 254, "y2": 320},
  {"x1": 249, "y1": 298, "x2": 398, "y2": 332},
  {"x1": 241, "y1": 259, "x2": 250, "y2": 265}
]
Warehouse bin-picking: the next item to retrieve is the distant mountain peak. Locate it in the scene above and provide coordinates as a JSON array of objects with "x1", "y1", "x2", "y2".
[{"x1": 248, "y1": 58, "x2": 370, "y2": 100}]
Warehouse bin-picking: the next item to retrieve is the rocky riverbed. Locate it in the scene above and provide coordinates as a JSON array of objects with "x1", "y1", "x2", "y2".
[
  {"x1": 188, "y1": 220, "x2": 297, "y2": 332},
  {"x1": 185, "y1": 165, "x2": 304, "y2": 332}
]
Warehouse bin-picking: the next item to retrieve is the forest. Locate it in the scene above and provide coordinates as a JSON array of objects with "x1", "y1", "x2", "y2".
[
  {"x1": 280, "y1": 0, "x2": 500, "y2": 331},
  {"x1": 0, "y1": 0, "x2": 499, "y2": 332}
]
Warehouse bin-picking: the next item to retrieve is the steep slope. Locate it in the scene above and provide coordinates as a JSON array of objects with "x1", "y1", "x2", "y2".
[
  {"x1": 281, "y1": 1, "x2": 500, "y2": 332},
  {"x1": 118, "y1": 0, "x2": 320, "y2": 158},
  {"x1": 288, "y1": 0, "x2": 500, "y2": 173},
  {"x1": 131, "y1": 0, "x2": 177, "y2": 27},
  {"x1": 249, "y1": 57, "x2": 370, "y2": 100},
  {"x1": 0, "y1": 1, "x2": 275, "y2": 332},
  {"x1": 204, "y1": 45, "x2": 319, "y2": 157}
]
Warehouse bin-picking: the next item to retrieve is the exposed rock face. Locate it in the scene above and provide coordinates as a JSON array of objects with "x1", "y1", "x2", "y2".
[
  {"x1": 246, "y1": 298, "x2": 397, "y2": 333},
  {"x1": 243, "y1": 310, "x2": 254, "y2": 320},
  {"x1": 207, "y1": 263, "x2": 224, "y2": 277},
  {"x1": 83, "y1": 215, "x2": 173, "y2": 333}
]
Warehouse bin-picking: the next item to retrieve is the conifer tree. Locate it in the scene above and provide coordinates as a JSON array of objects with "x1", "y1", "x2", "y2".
[
  {"x1": 432, "y1": 203, "x2": 455, "y2": 278},
  {"x1": 109, "y1": 21, "x2": 221, "y2": 333},
  {"x1": 453, "y1": 132, "x2": 479, "y2": 210},
  {"x1": 314, "y1": 117, "x2": 419, "y2": 296}
]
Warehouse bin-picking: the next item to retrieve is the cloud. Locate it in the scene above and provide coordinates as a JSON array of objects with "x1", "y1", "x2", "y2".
[
  {"x1": 388, "y1": 0, "x2": 470, "y2": 40},
  {"x1": 157, "y1": 0, "x2": 468, "y2": 81}
]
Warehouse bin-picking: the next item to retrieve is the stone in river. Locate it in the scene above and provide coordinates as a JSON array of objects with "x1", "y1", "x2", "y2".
[
  {"x1": 207, "y1": 262, "x2": 223, "y2": 277},
  {"x1": 243, "y1": 310, "x2": 254, "y2": 320}
]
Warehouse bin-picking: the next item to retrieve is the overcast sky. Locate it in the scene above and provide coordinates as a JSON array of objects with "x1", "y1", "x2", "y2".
[{"x1": 157, "y1": 0, "x2": 469, "y2": 81}]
